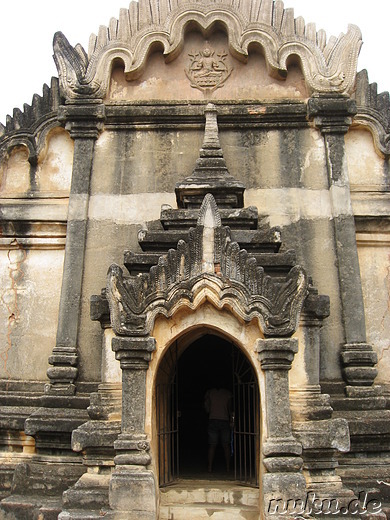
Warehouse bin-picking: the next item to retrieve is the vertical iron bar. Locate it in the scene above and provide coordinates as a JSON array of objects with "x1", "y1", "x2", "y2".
[{"x1": 175, "y1": 341, "x2": 179, "y2": 479}]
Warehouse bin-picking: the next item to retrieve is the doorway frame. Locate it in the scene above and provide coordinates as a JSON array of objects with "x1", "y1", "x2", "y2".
[
  {"x1": 148, "y1": 303, "x2": 265, "y2": 489},
  {"x1": 154, "y1": 327, "x2": 261, "y2": 487}
]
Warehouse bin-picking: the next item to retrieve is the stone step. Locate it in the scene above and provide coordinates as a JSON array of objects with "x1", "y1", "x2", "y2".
[
  {"x1": 0, "y1": 495, "x2": 61, "y2": 520},
  {"x1": 159, "y1": 504, "x2": 259, "y2": 520},
  {"x1": 58, "y1": 509, "x2": 109, "y2": 519},
  {"x1": 62, "y1": 473, "x2": 110, "y2": 510},
  {"x1": 160, "y1": 480, "x2": 259, "y2": 508}
]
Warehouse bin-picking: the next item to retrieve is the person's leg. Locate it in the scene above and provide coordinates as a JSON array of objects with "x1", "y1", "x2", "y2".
[
  {"x1": 221, "y1": 422, "x2": 231, "y2": 472},
  {"x1": 222, "y1": 443, "x2": 230, "y2": 472},
  {"x1": 208, "y1": 444, "x2": 216, "y2": 472},
  {"x1": 208, "y1": 420, "x2": 218, "y2": 472}
]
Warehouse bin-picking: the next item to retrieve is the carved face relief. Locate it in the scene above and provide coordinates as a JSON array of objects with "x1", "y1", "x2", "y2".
[{"x1": 185, "y1": 46, "x2": 233, "y2": 93}]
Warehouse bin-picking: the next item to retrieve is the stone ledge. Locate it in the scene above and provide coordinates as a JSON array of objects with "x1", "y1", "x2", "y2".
[
  {"x1": 332, "y1": 410, "x2": 390, "y2": 436},
  {"x1": 25, "y1": 407, "x2": 89, "y2": 436},
  {"x1": 293, "y1": 418, "x2": 350, "y2": 452},
  {"x1": 0, "y1": 200, "x2": 68, "y2": 221}
]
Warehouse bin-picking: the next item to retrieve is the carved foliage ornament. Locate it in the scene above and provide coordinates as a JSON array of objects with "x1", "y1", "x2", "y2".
[
  {"x1": 106, "y1": 194, "x2": 308, "y2": 337},
  {"x1": 52, "y1": 0, "x2": 363, "y2": 101}
]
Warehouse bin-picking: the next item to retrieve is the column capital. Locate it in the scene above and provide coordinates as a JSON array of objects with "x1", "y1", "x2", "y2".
[
  {"x1": 112, "y1": 336, "x2": 156, "y2": 370},
  {"x1": 58, "y1": 102, "x2": 105, "y2": 139},
  {"x1": 255, "y1": 338, "x2": 298, "y2": 370},
  {"x1": 307, "y1": 95, "x2": 357, "y2": 134}
]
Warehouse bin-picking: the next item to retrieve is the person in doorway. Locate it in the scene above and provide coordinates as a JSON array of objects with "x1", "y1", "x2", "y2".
[{"x1": 204, "y1": 381, "x2": 233, "y2": 473}]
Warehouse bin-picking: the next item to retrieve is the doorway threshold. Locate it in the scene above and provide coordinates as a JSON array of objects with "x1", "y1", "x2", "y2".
[{"x1": 160, "y1": 479, "x2": 260, "y2": 520}]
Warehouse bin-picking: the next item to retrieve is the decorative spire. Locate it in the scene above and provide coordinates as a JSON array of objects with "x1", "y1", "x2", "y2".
[{"x1": 175, "y1": 103, "x2": 245, "y2": 209}]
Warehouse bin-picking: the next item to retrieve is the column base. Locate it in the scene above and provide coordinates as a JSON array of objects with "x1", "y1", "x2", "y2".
[
  {"x1": 109, "y1": 466, "x2": 157, "y2": 519},
  {"x1": 60, "y1": 471, "x2": 111, "y2": 517},
  {"x1": 341, "y1": 343, "x2": 378, "y2": 387},
  {"x1": 263, "y1": 472, "x2": 306, "y2": 519}
]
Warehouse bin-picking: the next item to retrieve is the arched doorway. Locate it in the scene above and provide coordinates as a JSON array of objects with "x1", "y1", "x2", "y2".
[{"x1": 156, "y1": 333, "x2": 260, "y2": 487}]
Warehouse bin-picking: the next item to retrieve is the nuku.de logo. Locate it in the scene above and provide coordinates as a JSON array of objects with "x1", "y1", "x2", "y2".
[{"x1": 268, "y1": 491, "x2": 383, "y2": 517}]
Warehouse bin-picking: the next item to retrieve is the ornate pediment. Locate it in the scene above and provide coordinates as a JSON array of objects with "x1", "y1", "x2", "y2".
[
  {"x1": 53, "y1": 0, "x2": 362, "y2": 101},
  {"x1": 106, "y1": 194, "x2": 308, "y2": 337}
]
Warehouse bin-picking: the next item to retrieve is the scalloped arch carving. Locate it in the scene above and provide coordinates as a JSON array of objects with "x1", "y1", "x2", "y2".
[
  {"x1": 353, "y1": 69, "x2": 390, "y2": 158},
  {"x1": 53, "y1": 0, "x2": 362, "y2": 101},
  {"x1": 106, "y1": 194, "x2": 308, "y2": 338},
  {"x1": 0, "y1": 78, "x2": 63, "y2": 164}
]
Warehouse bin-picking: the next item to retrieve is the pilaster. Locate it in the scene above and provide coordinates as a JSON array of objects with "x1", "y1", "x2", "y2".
[
  {"x1": 291, "y1": 288, "x2": 333, "y2": 421},
  {"x1": 45, "y1": 102, "x2": 105, "y2": 397},
  {"x1": 307, "y1": 96, "x2": 378, "y2": 391},
  {"x1": 59, "y1": 325, "x2": 122, "y2": 519},
  {"x1": 255, "y1": 338, "x2": 306, "y2": 518},
  {"x1": 108, "y1": 336, "x2": 157, "y2": 520}
]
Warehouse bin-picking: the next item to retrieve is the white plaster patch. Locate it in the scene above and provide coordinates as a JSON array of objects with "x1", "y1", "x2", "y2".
[
  {"x1": 245, "y1": 188, "x2": 333, "y2": 227},
  {"x1": 101, "y1": 328, "x2": 121, "y2": 383},
  {"x1": 95, "y1": 130, "x2": 115, "y2": 148},
  {"x1": 67, "y1": 194, "x2": 89, "y2": 221},
  {"x1": 88, "y1": 193, "x2": 177, "y2": 224},
  {"x1": 88, "y1": 189, "x2": 356, "y2": 229},
  {"x1": 346, "y1": 130, "x2": 385, "y2": 187},
  {"x1": 301, "y1": 129, "x2": 327, "y2": 185},
  {"x1": 329, "y1": 185, "x2": 353, "y2": 216},
  {"x1": 37, "y1": 130, "x2": 73, "y2": 192}
]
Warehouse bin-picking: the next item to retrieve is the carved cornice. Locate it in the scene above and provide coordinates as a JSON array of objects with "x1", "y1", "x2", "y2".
[
  {"x1": 106, "y1": 194, "x2": 308, "y2": 337},
  {"x1": 307, "y1": 96, "x2": 357, "y2": 134},
  {"x1": 53, "y1": 0, "x2": 362, "y2": 101},
  {"x1": 353, "y1": 69, "x2": 390, "y2": 158},
  {"x1": 255, "y1": 337, "x2": 298, "y2": 371},
  {"x1": 58, "y1": 103, "x2": 106, "y2": 140},
  {"x1": 0, "y1": 78, "x2": 63, "y2": 163}
]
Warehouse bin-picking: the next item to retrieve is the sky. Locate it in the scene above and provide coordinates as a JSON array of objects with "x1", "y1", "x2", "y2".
[{"x1": 0, "y1": 0, "x2": 388, "y2": 123}]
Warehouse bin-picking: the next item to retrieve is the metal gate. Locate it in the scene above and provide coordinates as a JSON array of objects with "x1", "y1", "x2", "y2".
[
  {"x1": 156, "y1": 340, "x2": 259, "y2": 486},
  {"x1": 232, "y1": 346, "x2": 260, "y2": 486},
  {"x1": 156, "y1": 343, "x2": 179, "y2": 487}
]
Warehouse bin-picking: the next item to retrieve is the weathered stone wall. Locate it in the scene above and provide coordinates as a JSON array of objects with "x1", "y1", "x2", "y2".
[
  {"x1": 2, "y1": 96, "x2": 389, "y2": 386},
  {"x1": 346, "y1": 129, "x2": 390, "y2": 385},
  {"x1": 0, "y1": 128, "x2": 72, "y2": 381},
  {"x1": 81, "y1": 118, "x2": 344, "y2": 382}
]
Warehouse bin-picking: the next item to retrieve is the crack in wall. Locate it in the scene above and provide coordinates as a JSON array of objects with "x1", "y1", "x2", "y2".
[{"x1": 0, "y1": 239, "x2": 26, "y2": 388}]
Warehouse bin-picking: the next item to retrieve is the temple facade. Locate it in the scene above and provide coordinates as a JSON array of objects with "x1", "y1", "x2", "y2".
[{"x1": 0, "y1": 1, "x2": 389, "y2": 518}]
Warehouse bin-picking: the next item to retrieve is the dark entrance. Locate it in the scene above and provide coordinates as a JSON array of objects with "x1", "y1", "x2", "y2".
[{"x1": 156, "y1": 333, "x2": 260, "y2": 487}]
